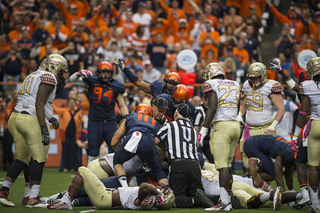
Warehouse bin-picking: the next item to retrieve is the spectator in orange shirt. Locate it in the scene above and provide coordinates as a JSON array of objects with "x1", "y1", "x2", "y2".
[
  {"x1": 118, "y1": 10, "x2": 139, "y2": 38},
  {"x1": 183, "y1": 0, "x2": 202, "y2": 18},
  {"x1": 223, "y1": 6, "x2": 243, "y2": 31},
  {"x1": 226, "y1": 0, "x2": 241, "y2": 14},
  {"x1": 165, "y1": 42, "x2": 181, "y2": 72},
  {"x1": 233, "y1": 39, "x2": 249, "y2": 68},
  {"x1": 86, "y1": 7, "x2": 108, "y2": 36},
  {"x1": 145, "y1": 0, "x2": 156, "y2": 24},
  {"x1": 68, "y1": 18, "x2": 89, "y2": 45},
  {"x1": 49, "y1": 16, "x2": 69, "y2": 49},
  {"x1": 8, "y1": 21, "x2": 23, "y2": 41},
  {"x1": 199, "y1": 20, "x2": 220, "y2": 61},
  {"x1": 56, "y1": 0, "x2": 89, "y2": 29},
  {"x1": 30, "y1": 36, "x2": 58, "y2": 62},
  {"x1": 204, "y1": 4, "x2": 219, "y2": 30},
  {"x1": 301, "y1": 12, "x2": 320, "y2": 45},
  {"x1": 159, "y1": 0, "x2": 186, "y2": 27},
  {"x1": 150, "y1": 18, "x2": 168, "y2": 43},
  {"x1": 265, "y1": 0, "x2": 304, "y2": 42},
  {"x1": 54, "y1": 96, "x2": 84, "y2": 172},
  {"x1": 171, "y1": 17, "x2": 195, "y2": 45},
  {"x1": 240, "y1": 0, "x2": 265, "y2": 18}
]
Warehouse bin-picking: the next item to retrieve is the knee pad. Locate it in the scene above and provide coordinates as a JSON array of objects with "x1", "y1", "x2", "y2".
[
  {"x1": 29, "y1": 160, "x2": 45, "y2": 182},
  {"x1": 6, "y1": 160, "x2": 28, "y2": 181}
]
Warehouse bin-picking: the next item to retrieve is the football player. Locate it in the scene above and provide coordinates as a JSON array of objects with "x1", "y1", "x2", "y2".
[
  {"x1": 197, "y1": 62, "x2": 241, "y2": 211},
  {"x1": 113, "y1": 57, "x2": 181, "y2": 103},
  {"x1": 69, "y1": 62, "x2": 128, "y2": 164},
  {"x1": 111, "y1": 104, "x2": 169, "y2": 188},
  {"x1": 237, "y1": 62, "x2": 285, "y2": 168},
  {"x1": 292, "y1": 57, "x2": 320, "y2": 213},
  {"x1": 47, "y1": 166, "x2": 175, "y2": 210},
  {"x1": 157, "y1": 84, "x2": 195, "y2": 122},
  {"x1": 0, "y1": 54, "x2": 68, "y2": 208}
]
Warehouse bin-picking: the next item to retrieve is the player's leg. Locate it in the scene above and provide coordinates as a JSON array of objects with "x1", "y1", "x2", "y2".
[
  {"x1": 0, "y1": 113, "x2": 30, "y2": 207},
  {"x1": 87, "y1": 120, "x2": 103, "y2": 164},
  {"x1": 87, "y1": 157, "x2": 111, "y2": 179},
  {"x1": 102, "y1": 119, "x2": 118, "y2": 153},
  {"x1": 307, "y1": 120, "x2": 320, "y2": 211},
  {"x1": 113, "y1": 141, "x2": 135, "y2": 187}
]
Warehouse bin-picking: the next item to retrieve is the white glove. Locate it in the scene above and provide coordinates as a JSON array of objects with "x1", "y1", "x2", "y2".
[
  {"x1": 77, "y1": 70, "x2": 92, "y2": 78},
  {"x1": 197, "y1": 127, "x2": 208, "y2": 147},
  {"x1": 114, "y1": 57, "x2": 125, "y2": 71}
]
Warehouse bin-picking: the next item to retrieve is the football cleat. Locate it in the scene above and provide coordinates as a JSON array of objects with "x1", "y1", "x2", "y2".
[
  {"x1": 205, "y1": 200, "x2": 232, "y2": 212},
  {"x1": 194, "y1": 189, "x2": 214, "y2": 208},
  {"x1": 47, "y1": 200, "x2": 73, "y2": 210},
  {"x1": 22, "y1": 196, "x2": 29, "y2": 205},
  {"x1": 293, "y1": 197, "x2": 312, "y2": 209},
  {"x1": 26, "y1": 196, "x2": 48, "y2": 208},
  {"x1": 0, "y1": 190, "x2": 15, "y2": 207},
  {"x1": 273, "y1": 186, "x2": 283, "y2": 211},
  {"x1": 247, "y1": 194, "x2": 264, "y2": 209}
]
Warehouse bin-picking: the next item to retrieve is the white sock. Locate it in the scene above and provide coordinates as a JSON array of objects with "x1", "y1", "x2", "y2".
[
  {"x1": 118, "y1": 176, "x2": 128, "y2": 187},
  {"x1": 24, "y1": 182, "x2": 31, "y2": 197},
  {"x1": 301, "y1": 187, "x2": 309, "y2": 200},
  {"x1": 296, "y1": 192, "x2": 303, "y2": 200},
  {"x1": 310, "y1": 187, "x2": 320, "y2": 208},
  {"x1": 61, "y1": 192, "x2": 72, "y2": 204},
  {"x1": 2, "y1": 180, "x2": 13, "y2": 189},
  {"x1": 220, "y1": 187, "x2": 230, "y2": 204},
  {"x1": 29, "y1": 185, "x2": 40, "y2": 199},
  {"x1": 260, "y1": 193, "x2": 270, "y2": 203},
  {"x1": 87, "y1": 155, "x2": 98, "y2": 165}
]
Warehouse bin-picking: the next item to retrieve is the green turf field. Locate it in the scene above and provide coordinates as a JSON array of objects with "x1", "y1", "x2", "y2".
[{"x1": 0, "y1": 168, "x2": 311, "y2": 212}]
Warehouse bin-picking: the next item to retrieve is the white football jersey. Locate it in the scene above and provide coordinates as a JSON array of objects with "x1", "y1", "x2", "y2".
[
  {"x1": 119, "y1": 186, "x2": 153, "y2": 210},
  {"x1": 300, "y1": 80, "x2": 320, "y2": 120},
  {"x1": 202, "y1": 79, "x2": 240, "y2": 123},
  {"x1": 17, "y1": 69, "x2": 57, "y2": 120},
  {"x1": 243, "y1": 80, "x2": 282, "y2": 126}
]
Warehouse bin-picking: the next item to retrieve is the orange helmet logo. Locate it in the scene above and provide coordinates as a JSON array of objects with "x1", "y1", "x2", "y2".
[
  {"x1": 172, "y1": 84, "x2": 190, "y2": 104},
  {"x1": 135, "y1": 104, "x2": 153, "y2": 117}
]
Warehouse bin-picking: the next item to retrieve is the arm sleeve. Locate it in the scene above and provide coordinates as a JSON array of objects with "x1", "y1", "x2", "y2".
[{"x1": 270, "y1": 5, "x2": 288, "y2": 24}]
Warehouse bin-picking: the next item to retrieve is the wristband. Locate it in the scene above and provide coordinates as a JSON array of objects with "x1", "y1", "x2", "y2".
[
  {"x1": 123, "y1": 67, "x2": 139, "y2": 83},
  {"x1": 286, "y1": 79, "x2": 296, "y2": 89},
  {"x1": 293, "y1": 126, "x2": 302, "y2": 138},
  {"x1": 269, "y1": 120, "x2": 279, "y2": 129},
  {"x1": 299, "y1": 111, "x2": 308, "y2": 115}
]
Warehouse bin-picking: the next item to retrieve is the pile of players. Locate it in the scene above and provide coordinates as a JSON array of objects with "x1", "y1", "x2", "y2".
[{"x1": 0, "y1": 54, "x2": 319, "y2": 213}]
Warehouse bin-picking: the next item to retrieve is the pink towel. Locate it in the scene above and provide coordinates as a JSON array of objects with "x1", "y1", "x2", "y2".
[
  {"x1": 244, "y1": 124, "x2": 250, "y2": 141},
  {"x1": 303, "y1": 120, "x2": 312, "y2": 139}
]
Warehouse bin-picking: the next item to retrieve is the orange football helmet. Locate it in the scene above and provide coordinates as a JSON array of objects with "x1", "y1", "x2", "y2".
[
  {"x1": 171, "y1": 84, "x2": 190, "y2": 107},
  {"x1": 97, "y1": 61, "x2": 114, "y2": 83},
  {"x1": 163, "y1": 72, "x2": 182, "y2": 94},
  {"x1": 135, "y1": 104, "x2": 153, "y2": 117}
]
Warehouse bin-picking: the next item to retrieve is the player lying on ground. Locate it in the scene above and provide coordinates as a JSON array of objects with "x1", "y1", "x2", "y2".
[{"x1": 47, "y1": 166, "x2": 175, "y2": 210}]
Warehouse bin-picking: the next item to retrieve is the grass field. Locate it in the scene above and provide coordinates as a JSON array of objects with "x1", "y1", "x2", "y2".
[{"x1": 0, "y1": 168, "x2": 311, "y2": 213}]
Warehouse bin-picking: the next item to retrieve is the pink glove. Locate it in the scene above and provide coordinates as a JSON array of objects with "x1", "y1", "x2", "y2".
[
  {"x1": 290, "y1": 140, "x2": 298, "y2": 153},
  {"x1": 77, "y1": 70, "x2": 92, "y2": 78}
]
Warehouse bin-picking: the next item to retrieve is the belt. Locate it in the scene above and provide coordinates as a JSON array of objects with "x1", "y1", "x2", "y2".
[
  {"x1": 171, "y1": 158, "x2": 198, "y2": 163},
  {"x1": 20, "y1": 111, "x2": 30, "y2": 115}
]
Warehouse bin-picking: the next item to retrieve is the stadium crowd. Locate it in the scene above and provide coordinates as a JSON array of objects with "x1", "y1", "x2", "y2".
[{"x1": 0, "y1": 0, "x2": 320, "y2": 212}]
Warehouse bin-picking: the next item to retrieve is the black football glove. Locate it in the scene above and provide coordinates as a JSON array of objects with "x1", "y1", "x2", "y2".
[{"x1": 41, "y1": 125, "x2": 50, "y2": 146}]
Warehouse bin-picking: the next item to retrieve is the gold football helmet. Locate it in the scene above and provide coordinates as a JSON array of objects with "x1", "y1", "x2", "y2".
[
  {"x1": 247, "y1": 62, "x2": 267, "y2": 90},
  {"x1": 40, "y1": 54, "x2": 68, "y2": 77},
  {"x1": 306, "y1": 57, "x2": 320, "y2": 80},
  {"x1": 40, "y1": 54, "x2": 68, "y2": 94},
  {"x1": 203, "y1": 62, "x2": 224, "y2": 81}
]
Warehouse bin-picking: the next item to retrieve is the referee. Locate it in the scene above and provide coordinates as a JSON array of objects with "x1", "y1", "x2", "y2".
[{"x1": 155, "y1": 104, "x2": 213, "y2": 208}]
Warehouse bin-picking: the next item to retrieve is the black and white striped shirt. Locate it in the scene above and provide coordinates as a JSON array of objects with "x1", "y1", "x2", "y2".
[
  {"x1": 156, "y1": 119, "x2": 198, "y2": 162},
  {"x1": 193, "y1": 103, "x2": 212, "y2": 141}
]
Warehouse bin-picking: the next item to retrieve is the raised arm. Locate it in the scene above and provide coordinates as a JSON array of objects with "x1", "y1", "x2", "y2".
[
  {"x1": 111, "y1": 119, "x2": 126, "y2": 149},
  {"x1": 116, "y1": 93, "x2": 129, "y2": 116},
  {"x1": 69, "y1": 70, "x2": 91, "y2": 89},
  {"x1": 114, "y1": 57, "x2": 152, "y2": 94}
]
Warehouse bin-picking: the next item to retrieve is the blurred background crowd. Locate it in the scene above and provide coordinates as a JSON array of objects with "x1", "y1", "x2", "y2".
[{"x1": 0, "y1": 0, "x2": 319, "y2": 171}]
